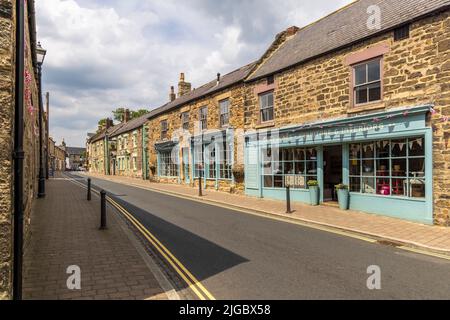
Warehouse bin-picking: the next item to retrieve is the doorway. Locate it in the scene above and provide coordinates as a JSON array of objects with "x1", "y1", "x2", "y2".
[
  {"x1": 182, "y1": 147, "x2": 190, "y2": 184},
  {"x1": 323, "y1": 145, "x2": 343, "y2": 202}
]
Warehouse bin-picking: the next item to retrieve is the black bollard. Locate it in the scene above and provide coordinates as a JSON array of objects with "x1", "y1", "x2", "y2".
[
  {"x1": 87, "y1": 178, "x2": 91, "y2": 201},
  {"x1": 198, "y1": 168, "x2": 203, "y2": 197},
  {"x1": 99, "y1": 190, "x2": 107, "y2": 230},
  {"x1": 286, "y1": 185, "x2": 292, "y2": 214}
]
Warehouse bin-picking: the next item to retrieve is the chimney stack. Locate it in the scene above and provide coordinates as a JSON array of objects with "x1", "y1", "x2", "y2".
[
  {"x1": 285, "y1": 26, "x2": 300, "y2": 37},
  {"x1": 106, "y1": 118, "x2": 113, "y2": 129},
  {"x1": 178, "y1": 73, "x2": 192, "y2": 97},
  {"x1": 169, "y1": 86, "x2": 176, "y2": 102},
  {"x1": 216, "y1": 73, "x2": 221, "y2": 85},
  {"x1": 123, "y1": 109, "x2": 131, "y2": 123}
]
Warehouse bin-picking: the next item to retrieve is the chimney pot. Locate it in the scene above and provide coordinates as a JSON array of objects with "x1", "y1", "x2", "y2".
[{"x1": 217, "y1": 73, "x2": 221, "y2": 84}]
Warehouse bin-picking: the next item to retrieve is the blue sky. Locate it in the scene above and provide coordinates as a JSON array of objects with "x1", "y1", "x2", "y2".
[{"x1": 36, "y1": 0, "x2": 353, "y2": 147}]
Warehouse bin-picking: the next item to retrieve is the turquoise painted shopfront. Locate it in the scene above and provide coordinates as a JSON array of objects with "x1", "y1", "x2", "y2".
[{"x1": 244, "y1": 105, "x2": 433, "y2": 224}]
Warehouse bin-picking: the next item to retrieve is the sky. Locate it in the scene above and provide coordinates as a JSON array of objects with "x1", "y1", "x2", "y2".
[{"x1": 36, "y1": 0, "x2": 353, "y2": 147}]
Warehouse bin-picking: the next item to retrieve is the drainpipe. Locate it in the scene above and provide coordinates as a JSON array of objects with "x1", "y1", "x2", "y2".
[
  {"x1": 37, "y1": 62, "x2": 45, "y2": 198},
  {"x1": 45, "y1": 92, "x2": 49, "y2": 179},
  {"x1": 142, "y1": 124, "x2": 148, "y2": 180},
  {"x1": 13, "y1": 0, "x2": 25, "y2": 301}
]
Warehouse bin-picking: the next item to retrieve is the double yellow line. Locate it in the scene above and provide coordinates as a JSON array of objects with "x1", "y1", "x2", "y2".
[{"x1": 64, "y1": 174, "x2": 216, "y2": 300}]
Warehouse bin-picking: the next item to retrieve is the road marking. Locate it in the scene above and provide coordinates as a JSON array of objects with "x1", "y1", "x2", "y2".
[
  {"x1": 64, "y1": 173, "x2": 216, "y2": 300},
  {"x1": 72, "y1": 174, "x2": 450, "y2": 262}
]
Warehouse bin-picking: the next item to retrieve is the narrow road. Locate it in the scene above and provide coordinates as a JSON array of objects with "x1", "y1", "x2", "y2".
[{"x1": 69, "y1": 173, "x2": 450, "y2": 300}]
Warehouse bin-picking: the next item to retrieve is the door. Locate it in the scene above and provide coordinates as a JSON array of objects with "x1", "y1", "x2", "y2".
[
  {"x1": 323, "y1": 145, "x2": 343, "y2": 202},
  {"x1": 182, "y1": 147, "x2": 190, "y2": 184}
]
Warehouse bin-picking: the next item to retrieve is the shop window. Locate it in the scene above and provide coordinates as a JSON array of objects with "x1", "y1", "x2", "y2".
[
  {"x1": 353, "y1": 59, "x2": 382, "y2": 105},
  {"x1": 206, "y1": 145, "x2": 216, "y2": 179},
  {"x1": 193, "y1": 145, "x2": 205, "y2": 178},
  {"x1": 349, "y1": 137, "x2": 425, "y2": 198},
  {"x1": 218, "y1": 141, "x2": 232, "y2": 180},
  {"x1": 259, "y1": 91, "x2": 274, "y2": 123},
  {"x1": 159, "y1": 150, "x2": 179, "y2": 177},
  {"x1": 262, "y1": 147, "x2": 318, "y2": 189}
]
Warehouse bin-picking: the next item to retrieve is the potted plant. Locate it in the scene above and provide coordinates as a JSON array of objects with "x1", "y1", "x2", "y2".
[
  {"x1": 232, "y1": 165, "x2": 245, "y2": 182},
  {"x1": 149, "y1": 162, "x2": 156, "y2": 175},
  {"x1": 307, "y1": 180, "x2": 320, "y2": 206},
  {"x1": 335, "y1": 184, "x2": 349, "y2": 210}
]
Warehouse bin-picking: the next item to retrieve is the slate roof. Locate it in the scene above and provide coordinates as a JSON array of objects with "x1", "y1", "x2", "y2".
[
  {"x1": 248, "y1": 0, "x2": 450, "y2": 80},
  {"x1": 146, "y1": 62, "x2": 257, "y2": 120},
  {"x1": 66, "y1": 147, "x2": 86, "y2": 155},
  {"x1": 109, "y1": 113, "x2": 150, "y2": 138},
  {"x1": 89, "y1": 122, "x2": 127, "y2": 143}
]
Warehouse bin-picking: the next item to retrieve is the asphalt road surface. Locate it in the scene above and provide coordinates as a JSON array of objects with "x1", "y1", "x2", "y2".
[{"x1": 69, "y1": 173, "x2": 450, "y2": 300}]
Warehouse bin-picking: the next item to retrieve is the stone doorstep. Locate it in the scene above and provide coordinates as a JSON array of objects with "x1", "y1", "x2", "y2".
[{"x1": 83, "y1": 173, "x2": 450, "y2": 257}]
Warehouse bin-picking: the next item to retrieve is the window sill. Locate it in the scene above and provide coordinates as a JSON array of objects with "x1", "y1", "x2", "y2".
[
  {"x1": 255, "y1": 121, "x2": 275, "y2": 130},
  {"x1": 348, "y1": 101, "x2": 385, "y2": 114}
]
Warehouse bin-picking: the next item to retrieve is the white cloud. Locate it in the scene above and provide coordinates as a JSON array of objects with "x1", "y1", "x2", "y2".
[{"x1": 36, "y1": 0, "x2": 353, "y2": 146}]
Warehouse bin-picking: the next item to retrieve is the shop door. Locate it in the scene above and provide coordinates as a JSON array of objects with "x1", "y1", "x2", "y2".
[
  {"x1": 182, "y1": 148, "x2": 190, "y2": 184},
  {"x1": 323, "y1": 145, "x2": 343, "y2": 202}
]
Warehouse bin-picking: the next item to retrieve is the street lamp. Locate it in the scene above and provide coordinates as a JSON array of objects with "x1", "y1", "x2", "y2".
[{"x1": 37, "y1": 42, "x2": 47, "y2": 198}]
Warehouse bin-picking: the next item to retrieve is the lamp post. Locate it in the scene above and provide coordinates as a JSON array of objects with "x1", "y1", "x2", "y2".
[{"x1": 37, "y1": 42, "x2": 47, "y2": 198}]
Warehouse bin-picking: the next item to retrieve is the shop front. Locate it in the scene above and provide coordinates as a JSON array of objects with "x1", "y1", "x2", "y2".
[{"x1": 244, "y1": 105, "x2": 433, "y2": 224}]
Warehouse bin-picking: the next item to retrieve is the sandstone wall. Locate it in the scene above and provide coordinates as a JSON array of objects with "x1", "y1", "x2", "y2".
[
  {"x1": 146, "y1": 83, "x2": 246, "y2": 193},
  {"x1": 243, "y1": 10, "x2": 450, "y2": 225}
]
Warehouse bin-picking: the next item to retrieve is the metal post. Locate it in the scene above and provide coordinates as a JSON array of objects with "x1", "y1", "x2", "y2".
[
  {"x1": 87, "y1": 178, "x2": 91, "y2": 201},
  {"x1": 286, "y1": 185, "x2": 292, "y2": 214},
  {"x1": 100, "y1": 190, "x2": 107, "y2": 230},
  {"x1": 198, "y1": 167, "x2": 203, "y2": 197}
]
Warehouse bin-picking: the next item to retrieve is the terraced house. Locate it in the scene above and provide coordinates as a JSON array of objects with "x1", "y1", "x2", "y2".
[
  {"x1": 108, "y1": 113, "x2": 149, "y2": 179},
  {"x1": 242, "y1": 0, "x2": 450, "y2": 225},
  {"x1": 146, "y1": 66, "x2": 254, "y2": 193},
  {"x1": 88, "y1": 0, "x2": 450, "y2": 226}
]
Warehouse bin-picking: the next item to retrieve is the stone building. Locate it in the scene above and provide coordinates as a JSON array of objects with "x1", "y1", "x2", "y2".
[
  {"x1": 0, "y1": 0, "x2": 43, "y2": 299},
  {"x1": 108, "y1": 114, "x2": 149, "y2": 179},
  {"x1": 87, "y1": 0, "x2": 449, "y2": 226},
  {"x1": 242, "y1": 0, "x2": 450, "y2": 225},
  {"x1": 146, "y1": 66, "x2": 254, "y2": 193},
  {"x1": 48, "y1": 137, "x2": 66, "y2": 174},
  {"x1": 88, "y1": 119, "x2": 119, "y2": 175}
]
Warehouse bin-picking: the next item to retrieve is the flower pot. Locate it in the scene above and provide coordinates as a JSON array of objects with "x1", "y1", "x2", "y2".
[
  {"x1": 309, "y1": 186, "x2": 320, "y2": 206},
  {"x1": 337, "y1": 189, "x2": 349, "y2": 210}
]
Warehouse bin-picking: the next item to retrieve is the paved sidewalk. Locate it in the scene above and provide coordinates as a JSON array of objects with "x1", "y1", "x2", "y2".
[
  {"x1": 85, "y1": 173, "x2": 450, "y2": 255},
  {"x1": 23, "y1": 173, "x2": 176, "y2": 300}
]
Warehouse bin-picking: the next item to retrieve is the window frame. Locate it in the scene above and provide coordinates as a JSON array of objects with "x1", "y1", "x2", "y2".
[
  {"x1": 259, "y1": 91, "x2": 274, "y2": 123},
  {"x1": 158, "y1": 150, "x2": 179, "y2": 178},
  {"x1": 199, "y1": 106, "x2": 208, "y2": 130},
  {"x1": 181, "y1": 112, "x2": 190, "y2": 131},
  {"x1": 352, "y1": 58, "x2": 383, "y2": 107},
  {"x1": 349, "y1": 137, "x2": 426, "y2": 199},
  {"x1": 219, "y1": 99, "x2": 230, "y2": 128},
  {"x1": 160, "y1": 120, "x2": 168, "y2": 140}
]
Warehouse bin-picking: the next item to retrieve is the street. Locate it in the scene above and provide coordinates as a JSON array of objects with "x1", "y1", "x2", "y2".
[{"x1": 68, "y1": 173, "x2": 450, "y2": 300}]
